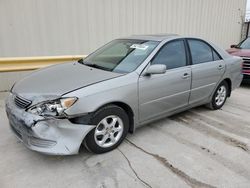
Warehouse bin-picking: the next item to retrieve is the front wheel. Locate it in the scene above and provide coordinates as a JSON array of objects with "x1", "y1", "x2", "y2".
[
  {"x1": 84, "y1": 105, "x2": 129, "y2": 154},
  {"x1": 207, "y1": 81, "x2": 228, "y2": 110}
]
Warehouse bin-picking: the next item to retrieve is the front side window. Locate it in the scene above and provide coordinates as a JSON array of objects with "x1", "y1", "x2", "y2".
[
  {"x1": 81, "y1": 39, "x2": 159, "y2": 73},
  {"x1": 151, "y1": 40, "x2": 187, "y2": 69},
  {"x1": 188, "y1": 39, "x2": 221, "y2": 64}
]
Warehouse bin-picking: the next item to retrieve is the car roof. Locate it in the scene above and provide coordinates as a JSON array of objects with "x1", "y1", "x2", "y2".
[
  {"x1": 120, "y1": 34, "x2": 231, "y2": 60},
  {"x1": 120, "y1": 34, "x2": 179, "y2": 41}
]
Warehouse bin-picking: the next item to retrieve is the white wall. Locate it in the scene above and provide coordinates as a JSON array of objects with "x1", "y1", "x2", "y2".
[{"x1": 0, "y1": 0, "x2": 246, "y2": 57}]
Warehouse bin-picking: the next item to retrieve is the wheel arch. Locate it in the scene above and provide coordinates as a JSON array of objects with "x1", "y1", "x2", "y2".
[
  {"x1": 223, "y1": 78, "x2": 232, "y2": 97},
  {"x1": 69, "y1": 100, "x2": 135, "y2": 134},
  {"x1": 93, "y1": 101, "x2": 135, "y2": 134}
]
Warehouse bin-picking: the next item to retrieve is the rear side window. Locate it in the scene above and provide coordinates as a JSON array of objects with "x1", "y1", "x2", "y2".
[
  {"x1": 151, "y1": 40, "x2": 187, "y2": 69},
  {"x1": 188, "y1": 39, "x2": 221, "y2": 64},
  {"x1": 213, "y1": 50, "x2": 221, "y2": 61}
]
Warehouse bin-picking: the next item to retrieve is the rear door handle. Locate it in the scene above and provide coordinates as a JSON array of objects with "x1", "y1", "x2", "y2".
[
  {"x1": 218, "y1": 65, "x2": 224, "y2": 70},
  {"x1": 182, "y1": 73, "x2": 190, "y2": 79}
]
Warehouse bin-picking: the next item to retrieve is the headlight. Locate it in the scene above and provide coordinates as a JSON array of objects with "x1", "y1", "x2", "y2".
[{"x1": 27, "y1": 97, "x2": 77, "y2": 117}]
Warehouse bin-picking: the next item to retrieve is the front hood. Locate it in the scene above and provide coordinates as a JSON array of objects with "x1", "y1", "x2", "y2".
[
  {"x1": 226, "y1": 48, "x2": 250, "y2": 57},
  {"x1": 12, "y1": 62, "x2": 122, "y2": 99}
]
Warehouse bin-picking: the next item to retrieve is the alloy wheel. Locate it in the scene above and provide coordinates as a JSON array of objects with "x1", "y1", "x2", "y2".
[
  {"x1": 94, "y1": 115, "x2": 124, "y2": 148},
  {"x1": 215, "y1": 85, "x2": 227, "y2": 106}
]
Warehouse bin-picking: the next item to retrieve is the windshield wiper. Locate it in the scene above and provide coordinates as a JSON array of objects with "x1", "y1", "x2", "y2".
[
  {"x1": 78, "y1": 59, "x2": 112, "y2": 71},
  {"x1": 85, "y1": 64, "x2": 112, "y2": 71}
]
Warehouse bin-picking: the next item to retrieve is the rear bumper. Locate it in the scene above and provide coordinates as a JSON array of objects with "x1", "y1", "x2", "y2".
[{"x1": 5, "y1": 93, "x2": 95, "y2": 155}]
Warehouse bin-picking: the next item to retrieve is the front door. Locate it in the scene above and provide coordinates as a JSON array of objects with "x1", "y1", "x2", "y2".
[{"x1": 138, "y1": 39, "x2": 191, "y2": 122}]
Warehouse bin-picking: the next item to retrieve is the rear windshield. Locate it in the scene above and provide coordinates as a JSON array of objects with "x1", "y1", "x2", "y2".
[{"x1": 81, "y1": 39, "x2": 159, "y2": 73}]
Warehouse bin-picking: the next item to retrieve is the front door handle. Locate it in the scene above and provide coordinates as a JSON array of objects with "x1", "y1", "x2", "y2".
[{"x1": 182, "y1": 73, "x2": 190, "y2": 79}]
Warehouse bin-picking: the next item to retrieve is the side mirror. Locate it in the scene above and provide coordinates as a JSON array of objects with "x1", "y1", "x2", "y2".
[
  {"x1": 230, "y1": 44, "x2": 237, "y2": 48},
  {"x1": 145, "y1": 64, "x2": 166, "y2": 75}
]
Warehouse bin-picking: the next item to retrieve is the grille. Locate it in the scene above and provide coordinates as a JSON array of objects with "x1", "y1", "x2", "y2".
[
  {"x1": 14, "y1": 95, "x2": 32, "y2": 109},
  {"x1": 242, "y1": 58, "x2": 250, "y2": 75}
]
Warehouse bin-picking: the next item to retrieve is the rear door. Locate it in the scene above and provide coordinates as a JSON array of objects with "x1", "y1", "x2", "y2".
[{"x1": 187, "y1": 39, "x2": 225, "y2": 104}]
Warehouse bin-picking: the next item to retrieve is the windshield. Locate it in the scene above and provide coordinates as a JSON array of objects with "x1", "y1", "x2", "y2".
[
  {"x1": 239, "y1": 38, "x2": 250, "y2": 49},
  {"x1": 81, "y1": 39, "x2": 159, "y2": 73}
]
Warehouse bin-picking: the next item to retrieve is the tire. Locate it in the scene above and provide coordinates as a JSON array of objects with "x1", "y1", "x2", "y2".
[
  {"x1": 84, "y1": 105, "x2": 129, "y2": 154},
  {"x1": 207, "y1": 81, "x2": 228, "y2": 110}
]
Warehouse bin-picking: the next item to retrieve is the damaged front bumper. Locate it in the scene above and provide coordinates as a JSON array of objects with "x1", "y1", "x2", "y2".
[{"x1": 5, "y1": 94, "x2": 95, "y2": 155}]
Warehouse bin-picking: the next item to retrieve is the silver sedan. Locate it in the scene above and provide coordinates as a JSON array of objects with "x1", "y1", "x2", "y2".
[{"x1": 5, "y1": 34, "x2": 243, "y2": 155}]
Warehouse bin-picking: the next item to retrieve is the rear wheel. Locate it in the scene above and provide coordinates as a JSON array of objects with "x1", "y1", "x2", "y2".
[
  {"x1": 207, "y1": 81, "x2": 228, "y2": 110},
  {"x1": 85, "y1": 105, "x2": 129, "y2": 154}
]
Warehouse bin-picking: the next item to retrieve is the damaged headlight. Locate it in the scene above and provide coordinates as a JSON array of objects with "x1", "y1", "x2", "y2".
[{"x1": 27, "y1": 97, "x2": 77, "y2": 117}]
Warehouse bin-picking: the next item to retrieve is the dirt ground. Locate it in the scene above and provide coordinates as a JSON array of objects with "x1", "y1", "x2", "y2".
[{"x1": 0, "y1": 84, "x2": 250, "y2": 188}]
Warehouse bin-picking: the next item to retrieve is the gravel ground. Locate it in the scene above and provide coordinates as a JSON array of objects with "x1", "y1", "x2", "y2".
[{"x1": 0, "y1": 85, "x2": 250, "y2": 188}]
